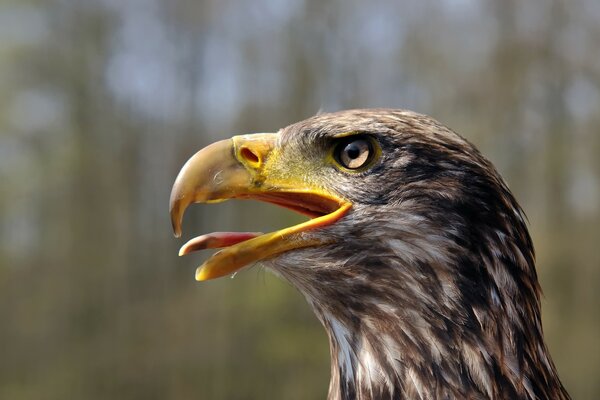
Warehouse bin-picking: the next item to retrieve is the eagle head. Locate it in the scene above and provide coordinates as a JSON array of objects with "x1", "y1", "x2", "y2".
[{"x1": 170, "y1": 109, "x2": 569, "y2": 399}]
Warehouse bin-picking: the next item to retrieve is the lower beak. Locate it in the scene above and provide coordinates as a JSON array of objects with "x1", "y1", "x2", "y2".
[{"x1": 169, "y1": 133, "x2": 351, "y2": 281}]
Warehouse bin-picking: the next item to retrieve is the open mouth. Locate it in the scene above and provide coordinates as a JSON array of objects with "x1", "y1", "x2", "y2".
[
  {"x1": 178, "y1": 192, "x2": 348, "y2": 257},
  {"x1": 169, "y1": 135, "x2": 351, "y2": 281},
  {"x1": 176, "y1": 192, "x2": 350, "y2": 281},
  {"x1": 246, "y1": 191, "x2": 342, "y2": 218}
]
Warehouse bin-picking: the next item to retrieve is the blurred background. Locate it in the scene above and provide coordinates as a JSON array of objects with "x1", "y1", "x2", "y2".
[{"x1": 0, "y1": 0, "x2": 599, "y2": 398}]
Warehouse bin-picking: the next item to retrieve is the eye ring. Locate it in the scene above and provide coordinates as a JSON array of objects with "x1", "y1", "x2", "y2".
[{"x1": 333, "y1": 135, "x2": 378, "y2": 171}]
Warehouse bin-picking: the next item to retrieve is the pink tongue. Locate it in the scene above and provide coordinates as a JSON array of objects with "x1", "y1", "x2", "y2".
[{"x1": 179, "y1": 232, "x2": 262, "y2": 256}]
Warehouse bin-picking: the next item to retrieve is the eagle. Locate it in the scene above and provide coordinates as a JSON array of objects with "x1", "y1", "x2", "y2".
[{"x1": 169, "y1": 109, "x2": 569, "y2": 399}]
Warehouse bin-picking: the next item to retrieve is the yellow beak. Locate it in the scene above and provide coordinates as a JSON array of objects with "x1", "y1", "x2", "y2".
[{"x1": 169, "y1": 133, "x2": 351, "y2": 281}]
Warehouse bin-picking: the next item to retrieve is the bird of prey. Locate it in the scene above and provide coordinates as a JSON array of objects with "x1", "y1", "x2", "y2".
[{"x1": 170, "y1": 109, "x2": 569, "y2": 400}]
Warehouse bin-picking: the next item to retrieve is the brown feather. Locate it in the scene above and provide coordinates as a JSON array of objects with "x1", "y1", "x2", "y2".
[{"x1": 265, "y1": 109, "x2": 570, "y2": 400}]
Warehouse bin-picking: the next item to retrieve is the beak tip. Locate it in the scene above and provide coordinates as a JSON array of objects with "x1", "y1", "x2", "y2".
[
  {"x1": 170, "y1": 203, "x2": 184, "y2": 238},
  {"x1": 195, "y1": 268, "x2": 205, "y2": 281}
]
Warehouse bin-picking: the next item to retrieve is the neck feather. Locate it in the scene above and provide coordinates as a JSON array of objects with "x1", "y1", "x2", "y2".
[
  {"x1": 271, "y1": 195, "x2": 570, "y2": 399},
  {"x1": 301, "y1": 248, "x2": 570, "y2": 400}
]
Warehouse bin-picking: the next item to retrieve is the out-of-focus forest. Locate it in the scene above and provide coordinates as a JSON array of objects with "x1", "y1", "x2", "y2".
[{"x1": 0, "y1": 0, "x2": 598, "y2": 398}]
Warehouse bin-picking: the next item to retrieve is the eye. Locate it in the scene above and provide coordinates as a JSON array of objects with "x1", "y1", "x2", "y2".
[{"x1": 334, "y1": 136, "x2": 376, "y2": 170}]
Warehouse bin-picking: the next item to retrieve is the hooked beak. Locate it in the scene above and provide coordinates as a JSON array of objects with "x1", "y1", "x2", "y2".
[{"x1": 170, "y1": 133, "x2": 351, "y2": 281}]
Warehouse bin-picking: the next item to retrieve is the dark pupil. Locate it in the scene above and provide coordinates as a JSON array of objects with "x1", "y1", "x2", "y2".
[{"x1": 345, "y1": 143, "x2": 360, "y2": 159}]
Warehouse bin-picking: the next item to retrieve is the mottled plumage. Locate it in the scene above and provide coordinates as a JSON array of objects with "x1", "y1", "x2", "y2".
[{"x1": 262, "y1": 110, "x2": 569, "y2": 399}]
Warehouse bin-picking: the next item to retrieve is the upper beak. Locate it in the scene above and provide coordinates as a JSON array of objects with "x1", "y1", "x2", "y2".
[
  {"x1": 170, "y1": 134, "x2": 276, "y2": 238},
  {"x1": 169, "y1": 133, "x2": 351, "y2": 281}
]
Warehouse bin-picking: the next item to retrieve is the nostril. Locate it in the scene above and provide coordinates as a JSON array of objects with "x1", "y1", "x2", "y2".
[{"x1": 240, "y1": 146, "x2": 260, "y2": 165}]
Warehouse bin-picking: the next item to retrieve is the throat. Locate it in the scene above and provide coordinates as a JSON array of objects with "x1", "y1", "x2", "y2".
[
  {"x1": 270, "y1": 240, "x2": 569, "y2": 399},
  {"x1": 319, "y1": 310, "x2": 395, "y2": 400},
  {"x1": 313, "y1": 304, "x2": 568, "y2": 400},
  {"x1": 317, "y1": 308, "x2": 487, "y2": 400}
]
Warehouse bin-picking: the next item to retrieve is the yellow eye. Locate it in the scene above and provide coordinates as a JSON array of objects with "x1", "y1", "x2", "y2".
[{"x1": 334, "y1": 137, "x2": 375, "y2": 170}]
